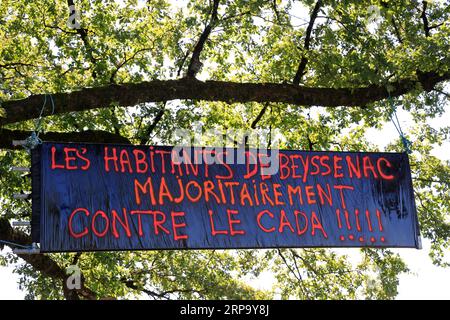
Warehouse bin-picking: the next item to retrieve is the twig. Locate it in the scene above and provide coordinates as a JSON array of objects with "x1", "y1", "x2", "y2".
[
  {"x1": 186, "y1": 0, "x2": 220, "y2": 78},
  {"x1": 110, "y1": 48, "x2": 152, "y2": 84},
  {"x1": 140, "y1": 102, "x2": 166, "y2": 145},
  {"x1": 293, "y1": 0, "x2": 323, "y2": 85},
  {"x1": 420, "y1": 1, "x2": 430, "y2": 37}
]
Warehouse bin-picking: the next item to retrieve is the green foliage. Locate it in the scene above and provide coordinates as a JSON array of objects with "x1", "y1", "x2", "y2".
[{"x1": 0, "y1": 0, "x2": 449, "y2": 299}]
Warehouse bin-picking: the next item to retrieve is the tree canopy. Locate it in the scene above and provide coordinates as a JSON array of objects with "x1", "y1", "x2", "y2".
[{"x1": 0, "y1": 0, "x2": 449, "y2": 299}]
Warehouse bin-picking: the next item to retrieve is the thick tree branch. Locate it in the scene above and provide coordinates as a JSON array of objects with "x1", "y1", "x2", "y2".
[
  {"x1": 0, "y1": 129, "x2": 130, "y2": 150},
  {"x1": 0, "y1": 217, "x2": 88, "y2": 299},
  {"x1": 186, "y1": 0, "x2": 220, "y2": 78},
  {"x1": 293, "y1": 0, "x2": 323, "y2": 85},
  {"x1": 1, "y1": 71, "x2": 449, "y2": 127}
]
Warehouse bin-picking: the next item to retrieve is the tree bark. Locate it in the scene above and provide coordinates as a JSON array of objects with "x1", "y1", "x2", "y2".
[
  {"x1": 1, "y1": 71, "x2": 448, "y2": 127},
  {"x1": 0, "y1": 217, "x2": 99, "y2": 299}
]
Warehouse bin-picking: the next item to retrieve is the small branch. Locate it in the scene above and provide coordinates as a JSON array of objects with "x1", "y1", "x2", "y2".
[
  {"x1": 434, "y1": 89, "x2": 450, "y2": 99},
  {"x1": 0, "y1": 62, "x2": 37, "y2": 69},
  {"x1": 67, "y1": 0, "x2": 98, "y2": 78},
  {"x1": 221, "y1": 10, "x2": 251, "y2": 22},
  {"x1": 391, "y1": 17, "x2": 403, "y2": 44},
  {"x1": 242, "y1": 103, "x2": 270, "y2": 148},
  {"x1": 271, "y1": 0, "x2": 281, "y2": 22},
  {"x1": 123, "y1": 279, "x2": 204, "y2": 299},
  {"x1": 140, "y1": 103, "x2": 166, "y2": 145},
  {"x1": 250, "y1": 103, "x2": 269, "y2": 129},
  {"x1": 72, "y1": 252, "x2": 82, "y2": 265},
  {"x1": 307, "y1": 134, "x2": 316, "y2": 151},
  {"x1": 186, "y1": 0, "x2": 220, "y2": 78},
  {"x1": 277, "y1": 249, "x2": 309, "y2": 298},
  {"x1": 110, "y1": 48, "x2": 152, "y2": 84},
  {"x1": 40, "y1": 10, "x2": 78, "y2": 35},
  {"x1": 277, "y1": 249, "x2": 304, "y2": 284},
  {"x1": 429, "y1": 22, "x2": 444, "y2": 30},
  {"x1": 293, "y1": 0, "x2": 323, "y2": 85},
  {"x1": 289, "y1": 250, "x2": 304, "y2": 283},
  {"x1": 177, "y1": 49, "x2": 191, "y2": 77},
  {"x1": 413, "y1": 177, "x2": 450, "y2": 187},
  {"x1": 420, "y1": 1, "x2": 430, "y2": 37}
]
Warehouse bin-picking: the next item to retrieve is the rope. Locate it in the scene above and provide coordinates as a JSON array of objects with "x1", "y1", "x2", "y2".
[
  {"x1": 23, "y1": 94, "x2": 55, "y2": 152},
  {"x1": 386, "y1": 93, "x2": 412, "y2": 154}
]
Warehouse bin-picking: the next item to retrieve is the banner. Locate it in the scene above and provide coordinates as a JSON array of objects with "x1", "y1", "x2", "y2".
[{"x1": 32, "y1": 142, "x2": 420, "y2": 252}]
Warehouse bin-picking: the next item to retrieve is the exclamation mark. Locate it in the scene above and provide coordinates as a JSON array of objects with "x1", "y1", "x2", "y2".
[
  {"x1": 376, "y1": 209, "x2": 384, "y2": 232},
  {"x1": 365, "y1": 210, "x2": 373, "y2": 232},
  {"x1": 336, "y1": 209, "x2": 342, "y2": 229},
  {"x1": 355, "y1": 209, "x2": 361, "y2": 232},
  {"x1": 344, "y1": 210, "x2": 352, "y2": 230}
]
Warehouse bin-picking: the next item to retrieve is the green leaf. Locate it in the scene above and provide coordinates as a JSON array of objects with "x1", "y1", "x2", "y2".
[{"x1": 0, "y1": 107, "x2": 6, "y2": 118}]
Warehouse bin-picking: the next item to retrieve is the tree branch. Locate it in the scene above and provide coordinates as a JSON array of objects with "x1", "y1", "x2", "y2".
[
  {"x1": 429, "y1": 22, "x2": 444, "y2": 30},
  {"x1": 241, "y1": 103, "x2": 270, "y2": 148},
  {"x1": 293, "y1": 0, "x2": 323, "y2": 85},
  {"x1": 139, "y1": 103, "x2": 166, "y2": 145},
  {"x1": 420, "y1": 1, "x2": 430, "y2": 37},
  {"x1": 72, "y1": 252, "x2": 82, "y2": 265},
  {"x1": 0, "y1": 129, "x2": 131, "y2": 150},
  {"x1": 177, "y1": 49, "x2": 192, "y2": 77},
  {"x1": 123, "y1": 278, "x2": 204, "y2": 299},
  {"x1": 307, "y1": 134, "x2": 316, "y2": 151},
  {"x1": 0, "y1": 62, "x2": 37, "y2": 69},
  {"x1": 186, "y1": 0, "x2": 220, "y2": 78},
  {"x1": 434, "y1": 88, "x2": 450, "y2": 99},
  {"x1": 250, "y1": 103, "x2": 269, "y2": 129},
  {"x1": 1, "y1": 70, "x2": 449, "y2": 127},
  {"x1": 110, "y1": 48, "x2": 152, "y2": 84},
  {"x1": 0, "y1": 216, "x2": 91, "y2": 300},
  {"x1": 391, "y1": 16, "x2": 403, "y2": 44},
  {"x1": 277, "y1": 249, "x2": 303, "y2": 283},
  {"x1": 271, "y1": 0, "x2": 281, "y2": 22},
  {"x1": 67, "y1": 0, "x2": 98, "y2": 78},
  {"x1": 413, "y1": 177, "x2": 450, "y2": 187}
]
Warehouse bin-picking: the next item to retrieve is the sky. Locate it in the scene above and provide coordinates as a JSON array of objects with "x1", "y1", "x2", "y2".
[{"x1": 1, "y1": 0, "x2": 450, "y2": 300}]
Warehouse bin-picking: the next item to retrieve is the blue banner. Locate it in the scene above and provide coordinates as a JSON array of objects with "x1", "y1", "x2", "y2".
[{"x1": 32, "y1": 142, "x2": 420, "y2": 252}]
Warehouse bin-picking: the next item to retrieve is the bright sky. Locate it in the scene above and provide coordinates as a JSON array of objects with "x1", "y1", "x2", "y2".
[
  {"x1": 367, "y1": 105, "x2": 450, "y2": 300},
  {"x1": 1, "y1": 0, "x2": 449, "y2": 300}
]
